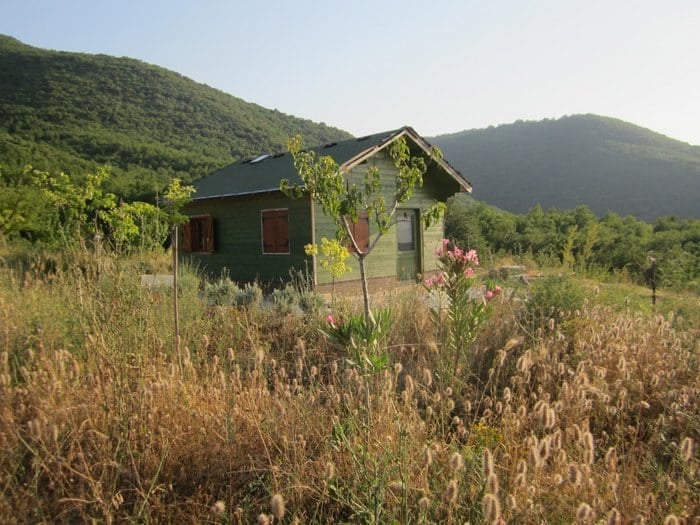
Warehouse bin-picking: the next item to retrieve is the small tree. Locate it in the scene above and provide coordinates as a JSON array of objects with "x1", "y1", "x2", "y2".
[
  {"x1": 0, "y1": 165, "x2": 45, "y2": 244},
  {"x1": 282, "y1": 135, "x2": 445, "y2": 324},
  {"x1": 162, "y1": 178, "x2": 195, "y2": 351}
]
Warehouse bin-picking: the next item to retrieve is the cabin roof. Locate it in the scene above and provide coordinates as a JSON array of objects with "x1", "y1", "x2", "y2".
[{"x1": 192, "y1": 126, "x2": 472, "y2": 201}]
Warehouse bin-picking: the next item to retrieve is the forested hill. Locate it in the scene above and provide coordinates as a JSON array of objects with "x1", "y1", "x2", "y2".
[
  {"x1": 0, "y1": 35, "x2": 351, "y2": 198},
  {"x1": 431, "y1": 115, "x2": 700, "y2": 221}
]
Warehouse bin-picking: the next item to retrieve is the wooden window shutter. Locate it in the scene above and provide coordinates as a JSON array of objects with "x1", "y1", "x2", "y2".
[
  {"x1": 262, "y1": 209, "x2": 289, "y2": 254},
  {"x1": 182, "y1": 221, "x2": 193, "y2": 253},
  {"x1": 262, "y1": 212, "x2": 276, "y2": 253},
  {"x1": 204, "y1": 216, "x2": 215, "y2": 252},
  {"x1": 276, "y1": 211, "x2": 289, "y2": 252},
  {"x1": 348, "y1": 211, "x2": 369, "y2": 253}
]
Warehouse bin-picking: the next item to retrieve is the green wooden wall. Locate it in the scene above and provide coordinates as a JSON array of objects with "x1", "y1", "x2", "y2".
[
  {"x1": 312, "y1": 149, "x2": 463, "y2": 285},
  {"x1": 183, "y1": 147, "x2": 464, "y2": 286},
  {"x1": 182, "y1": 192, "x2": 313, "y2": 283}
]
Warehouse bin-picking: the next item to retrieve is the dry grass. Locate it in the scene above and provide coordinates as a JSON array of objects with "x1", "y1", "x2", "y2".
[{"x1": 0, "y1": 252, "x2": 698, "y2": 523}]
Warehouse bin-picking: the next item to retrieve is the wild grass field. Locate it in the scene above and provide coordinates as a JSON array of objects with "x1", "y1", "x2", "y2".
[{"x1": 0, "y1": 249, "x2": 698, "y2": 523}]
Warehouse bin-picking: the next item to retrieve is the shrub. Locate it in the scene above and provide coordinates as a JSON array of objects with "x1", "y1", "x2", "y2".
[
  {"x1": 203, "y1": 274, "x2": 239, "y2": 306},
  {"x1": 526, "y1": 274, "x2": 585, "y2": 332},
  {"x1": 234, "y1": 282, "x2": 263, "y2": 308}
]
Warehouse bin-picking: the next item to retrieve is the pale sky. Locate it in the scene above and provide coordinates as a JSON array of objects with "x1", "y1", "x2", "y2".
[{"x1": 2, "y1": 0, "x2": 699, "y2": 144}]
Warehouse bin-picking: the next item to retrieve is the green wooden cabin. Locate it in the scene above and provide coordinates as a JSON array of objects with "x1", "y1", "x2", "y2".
[{"x1": 181, "y1": 126, "x2": 471, "y2": 291}]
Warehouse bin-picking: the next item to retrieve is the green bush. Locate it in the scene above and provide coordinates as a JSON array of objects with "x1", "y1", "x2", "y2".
[
  {"x1": 234, "y1": 282, "x2": 263, "y2": 308},
  {"x1": 203, "y1": 275, "x2": 239, "y2": 306},
  {"x1": 526, "y1": 274, "x2": 585, "y2": 331},
  {"x1": 269, "y1": 284, "x2": 324, "y2": 315}
]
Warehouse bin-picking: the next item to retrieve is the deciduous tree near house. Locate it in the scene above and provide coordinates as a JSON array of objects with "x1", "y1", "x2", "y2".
[
  {"x1": 282, "y1": 135, "x2": 445, "y2": 324},
  {"x1": 162, "y1": 178, "x2": 195, "y2": 350}
]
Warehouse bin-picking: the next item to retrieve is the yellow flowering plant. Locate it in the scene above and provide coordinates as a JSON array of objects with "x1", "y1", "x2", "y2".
[{"x1": 305, "y1": 237, "x2": 352, "y2": 279}]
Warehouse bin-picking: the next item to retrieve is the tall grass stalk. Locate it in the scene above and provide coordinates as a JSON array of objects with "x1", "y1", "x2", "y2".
[{"x1": 0, "y1": 249, "x2": 697, "y2": 522}]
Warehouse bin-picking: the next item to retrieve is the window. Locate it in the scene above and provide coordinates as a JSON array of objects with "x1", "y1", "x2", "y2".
[
  {"x1": 182, "y1": 215, "x2": 214, "y2": 253},
  {"x1": 347, "y1": 211, "x2": 370, "y2": 254},
  {"x1": 261, "y1": 209, "x2": 289, "y2": 254},
  {"x1": 397, "y1": 211, "x2": 415, "y2": 251}
]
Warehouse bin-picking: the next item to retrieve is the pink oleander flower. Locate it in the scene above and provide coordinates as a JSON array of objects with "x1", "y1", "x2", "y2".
[
  {"x1": 424, "y1": 272, "x2": 448, "y2": 289},
  {"x1": 465, "y1": 249, "x2": 479, "y2": 265},
  {"x1": 435, "y1": 238, "x2": 451, "y2": 257},
  {"x1": 464, "y1": 267, "x2": 475, "y2": 278},
  {"x1": 485, "y1": 290, "x2": 494, "y2": 300},
  {"x1": 325, "y1": 314, "x2": 336, "y2": 327}
]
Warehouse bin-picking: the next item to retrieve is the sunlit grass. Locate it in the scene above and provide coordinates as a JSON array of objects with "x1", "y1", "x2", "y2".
[{"x1": 0, "y1": 250, "x2": 697, "y2": 522}]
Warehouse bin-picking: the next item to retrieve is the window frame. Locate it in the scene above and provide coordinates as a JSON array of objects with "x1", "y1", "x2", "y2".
[{"x1": 260, "y1": 208, "x2": 290, "y2": 255}]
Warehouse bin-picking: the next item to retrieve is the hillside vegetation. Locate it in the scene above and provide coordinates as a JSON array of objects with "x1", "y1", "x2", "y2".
[
  {"x1": 0, "y1": 35, "x2": 351, "y2": 198},
  {"x1": 446, "y1": 196, "x2": 700, "y2": 292},
  {"x1": 3, "y1": 36, "x2": 699, "y2": 221},
  {"x1": 432, "y1": 115, "x2": 700, "y2": 221}
]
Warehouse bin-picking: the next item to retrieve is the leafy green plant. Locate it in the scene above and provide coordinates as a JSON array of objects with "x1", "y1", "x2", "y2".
[
  {"x1": 268, "y1": 265, "x2": 325, "y2": 316},
  {"x1": 234, "y1": 282, "x2": 263, "y2": 308},
  {"x1": 305, "y1": 237, "x2": 352, "y2": 301},
  {"x1": 269, "y1": 286, "x2": 298, "y2": 315},
  {"x1": 203, "y1": 275, "x2": 240, "y2": 306},
  {"x1": 323, "y1": 308, "x2": 393, "y2": 374}
]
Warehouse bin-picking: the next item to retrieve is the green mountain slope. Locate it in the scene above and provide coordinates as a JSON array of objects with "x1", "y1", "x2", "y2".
[
  {"x1": 432, "y1": 115, "x2": 700, "y2": 221},
  {"x1": 0, "y1": 35, "x2": 351, "y2": 197}
]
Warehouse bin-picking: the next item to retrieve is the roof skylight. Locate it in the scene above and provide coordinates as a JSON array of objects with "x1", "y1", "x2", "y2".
[{"x1": 249, "y1": 154, "x2": 271, "y2": 164}]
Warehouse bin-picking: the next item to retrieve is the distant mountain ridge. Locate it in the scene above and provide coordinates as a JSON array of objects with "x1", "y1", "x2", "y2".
[
  {"x1": 431, "y1": 115, "x2": 700, "y2": 221},
  {"x1": 0, "y1": 35, "x2": 351, "y2": 197},
  {"x1": 1, "y1": 36, "x2": 698, "y2": 220}
]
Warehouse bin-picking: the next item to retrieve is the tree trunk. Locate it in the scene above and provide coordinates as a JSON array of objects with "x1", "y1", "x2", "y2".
[
  {"x1": 358, "y1": 254, "x2": 374, "y2": 325},
  {"x1": 172, "y1": 226, "x2": 180, "y2": 353}
]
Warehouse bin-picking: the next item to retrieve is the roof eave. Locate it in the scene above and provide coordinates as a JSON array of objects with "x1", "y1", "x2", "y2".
[
  {"x1": 340, "y1": 126, "x2": 472, "y2": 193},
  {"x1": 191, "y1": 187, "x2": 288, "y2": 201}
]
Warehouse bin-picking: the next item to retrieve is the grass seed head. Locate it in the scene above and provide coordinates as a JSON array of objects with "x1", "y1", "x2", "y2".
[
  {"x1": 605, "y1": 447, "x2": 618, "y2": 471},
  {"x1": 482, "y1": 493, "x2": 501, "y2": 523},
  {"x1": 418, "y1": 495, "x2": 431, "y2": 512},
  {"x1": 529, "y1": 444, "x2": 542, "y2": 469},
  {"x1": 607, "y1": 508, "x2": 621, "y2": 525},
  {"x1": 271, "y1": 494, "x2": 285, "y2": 519},
  {"x1": 444, "y1": 478, "x2": 458, "y2": 505},
  {"x1": 486, "y1": 473, "x2": 499, "y2": 495},
  {"x1": 423, "y1": 446, "x2": 433, "y2": 468},
  {"x1": 568, "y1": 464, "x2": 583, "y2": 486},
  {"x1": 450, "y1": 451, "x2": 464, "y2": 471},
  {"x1": 211, "y1": 500, "x2": 225, "y2": 516},
  {"x1": 422, "y1": 367, "x2": 433, "y2": 387},
  {"x1": 483, "y1": 448, "x2": 494, "y2": 476},
  {"x1": 576, "y1": 502, "x2": 594, "y2": 523},
  {"x1": 680, "y1": 437, "x2": 694, "y2": 462}
]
